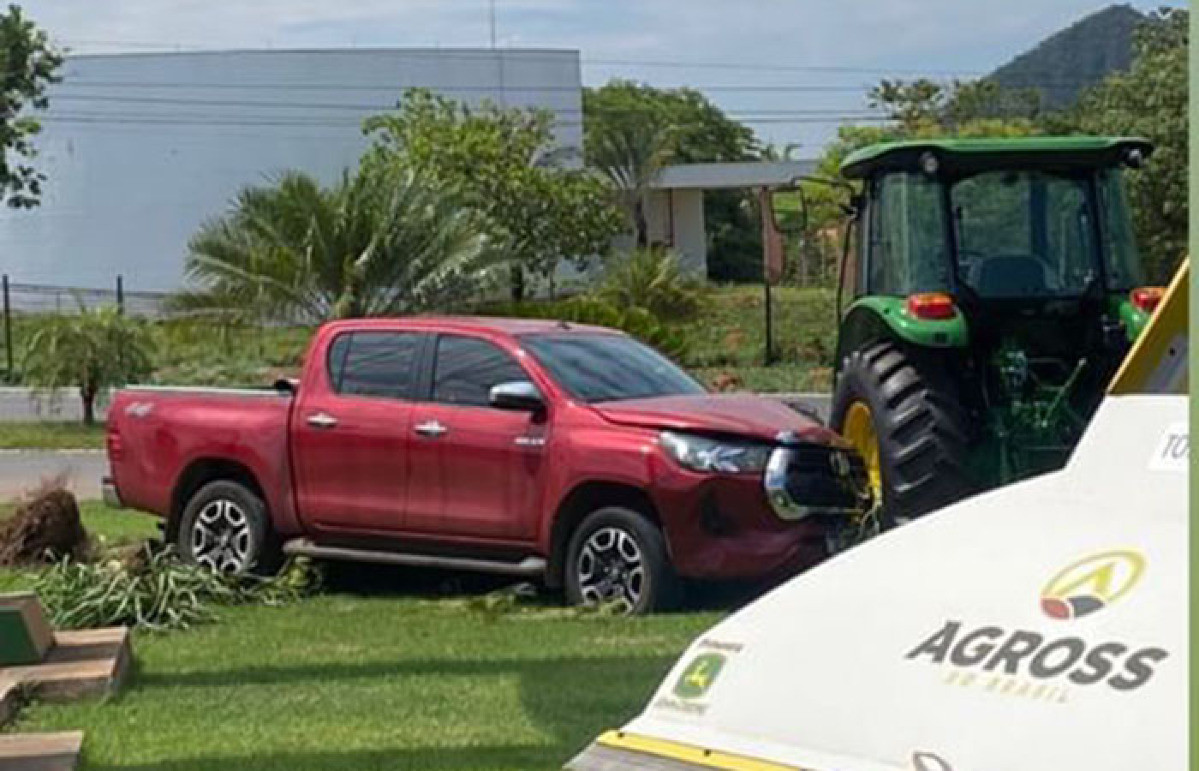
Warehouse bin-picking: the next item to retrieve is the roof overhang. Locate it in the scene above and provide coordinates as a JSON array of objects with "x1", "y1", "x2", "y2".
[{"x1": 650, "y1": 160, "x2": 819, "y2": 191}]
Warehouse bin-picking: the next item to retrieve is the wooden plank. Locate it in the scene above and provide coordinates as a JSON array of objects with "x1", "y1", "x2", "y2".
[
  {"x1": 1, "y1": 627, "x2": 130, "y2": 702},
  {"x1": 0, "y1": 593, "x2": 54, "y2": 666},
  {"x1": 0, "y1": 731, "x2": 83, "y2": 771},
  {"x1": 0, "y1": 678, "x2": 18, "y2": 726}
]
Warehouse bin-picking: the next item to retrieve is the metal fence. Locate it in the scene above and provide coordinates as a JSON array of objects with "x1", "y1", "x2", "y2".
[
  {"x1": 1, "y1": 274, "x2": 177, "y2": 380},
  {"x1": 2, "y1": 276, "x2": 172, "y2": 318}
]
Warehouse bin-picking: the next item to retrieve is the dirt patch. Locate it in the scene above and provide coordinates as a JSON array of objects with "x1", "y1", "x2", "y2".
[{"x1": 0, "y1": 478, "x2": 90, "y2": 567}]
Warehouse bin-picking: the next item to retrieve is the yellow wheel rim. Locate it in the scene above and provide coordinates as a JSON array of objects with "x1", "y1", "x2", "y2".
[{"x1": 842, "y1": 401, "x2": 883, "y2": 500}]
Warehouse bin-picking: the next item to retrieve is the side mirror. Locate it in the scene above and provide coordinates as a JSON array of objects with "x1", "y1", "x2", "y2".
[
  {"x1": 769, "y1": 184, "x2": 808, "y2": 236},
  {"x1": 489, "y1": 381, "x2": 545, "y2": 412}
]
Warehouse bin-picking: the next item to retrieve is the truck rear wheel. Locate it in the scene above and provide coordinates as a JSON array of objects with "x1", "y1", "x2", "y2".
[
  {"x1": 565, "y1": 507, "x2": 679, "y2": 615},
  {"x1": 831, "y1": 340, "x2": 972, "y2": 523},
  {"x1": 177, "y1": 480, "x2": 280, "y2": 576}
]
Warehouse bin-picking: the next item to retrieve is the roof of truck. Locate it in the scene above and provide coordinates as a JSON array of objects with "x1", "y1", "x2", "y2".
[
  {"x1": 840, "y1": 135, "x2": 1153, "y2": 178},
  {"x1": 320, "y1": 315, "x2": 622, "y2": 337}
]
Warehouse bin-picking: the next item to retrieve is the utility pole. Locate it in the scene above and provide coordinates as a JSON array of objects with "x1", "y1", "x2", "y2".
[
  {"x1": 489, "y1": 0, "x2": 497, "y2": 49},
  {"x1": 2, "y1": 275, "x2": 11, "y2": 379}
]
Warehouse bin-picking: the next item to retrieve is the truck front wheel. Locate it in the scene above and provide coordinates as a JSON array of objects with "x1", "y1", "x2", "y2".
[
  {"x1": 564, "y1": 507, "x2": 679, "y2": 615},
  {"x1": 831, "y1": 340, "x2": 972, "y2": 524},
  {"x1": 177, "y1": 480, "x2": 280, "y2": 576}
]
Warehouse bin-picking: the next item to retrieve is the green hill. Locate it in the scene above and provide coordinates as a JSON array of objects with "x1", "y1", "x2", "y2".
[{"x1": 990, "y1": 4, "x2": 1144, "y2": 108}]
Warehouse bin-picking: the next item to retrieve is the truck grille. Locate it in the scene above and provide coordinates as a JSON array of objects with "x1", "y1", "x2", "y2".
[{"x1": 764, "y1": 443, "x2": 872, "y2": 522}]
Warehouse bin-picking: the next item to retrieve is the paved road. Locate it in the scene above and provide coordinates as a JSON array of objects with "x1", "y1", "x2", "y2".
[
  {"x1": 0, "y1": 393, "x2": 830, "y2": 503},
  {"x1": 0, "y1": 450, "x2": 106, "y2": 500}
]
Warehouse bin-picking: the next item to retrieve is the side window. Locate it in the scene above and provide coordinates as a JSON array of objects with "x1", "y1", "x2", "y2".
[
  {"x1": 433, "y1": 336, "x2": 529, "y2": 408},
  {"x1": 328, "y1": 332, "x2": 422, "y2": 400},
  {"x1": 870, "y1": 172, "x2": 950, "y2": 295}
]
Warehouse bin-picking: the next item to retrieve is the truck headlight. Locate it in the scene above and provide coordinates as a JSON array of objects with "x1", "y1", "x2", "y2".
[{"x1": 659, "y1": 431, "x2": 772, "y2": 475}]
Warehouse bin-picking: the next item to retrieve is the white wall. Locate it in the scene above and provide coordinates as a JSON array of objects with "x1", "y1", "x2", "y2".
[
  {"x1": 0, "y1": 49, "x2": 583, "y2": 293},
  {"x1": 643, "y1": 188, "x2": 708, "y2": 278}
]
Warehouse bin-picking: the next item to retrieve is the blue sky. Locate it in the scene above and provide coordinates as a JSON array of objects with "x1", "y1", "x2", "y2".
[{"x1": 21, "y1": 0, "x2": 1183, "y2": 153}]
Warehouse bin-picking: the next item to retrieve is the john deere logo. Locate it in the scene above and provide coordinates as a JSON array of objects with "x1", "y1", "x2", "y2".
[
  {"x1": 673, "y1": 653, "x2": 726, "y2": 700},
  {"x1": 1041, "y1": 550, "x2": 1145, "y2": 620}
]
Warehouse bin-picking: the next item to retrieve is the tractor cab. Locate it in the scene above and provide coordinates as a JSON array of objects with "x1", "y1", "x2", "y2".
[{"x1": 827, "y1": 137, "x2": 1165, "y2": 523}]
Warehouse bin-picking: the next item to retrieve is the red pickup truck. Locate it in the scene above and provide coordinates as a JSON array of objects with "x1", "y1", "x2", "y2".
[{"x1": 104, "y1": 316, "x2": 869, "y2": 613}]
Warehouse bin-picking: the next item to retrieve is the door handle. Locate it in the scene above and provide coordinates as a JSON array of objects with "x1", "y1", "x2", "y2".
[
  {"x1": 414, "y1": 420, "x2": 447, "y2": 438},
  {"x1": 306, "y1": 412, "x2": 338, "y2": 429}
]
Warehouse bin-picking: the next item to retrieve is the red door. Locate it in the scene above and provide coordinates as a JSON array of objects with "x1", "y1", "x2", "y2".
[
  {"x1": 291, "y1": 330, "x2": 426, "y2": 534},
  {"x1": 404, "y1": 334, "x2": 549, "y2": 541}
]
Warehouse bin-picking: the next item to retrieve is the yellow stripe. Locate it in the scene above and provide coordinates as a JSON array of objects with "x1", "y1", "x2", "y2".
[
  {"x1": 1108, "y1": 258, "x2": 1190, "y2": 395},
  {"x1": 596, "y1": 730, "x2": 810, "y2": 771}
]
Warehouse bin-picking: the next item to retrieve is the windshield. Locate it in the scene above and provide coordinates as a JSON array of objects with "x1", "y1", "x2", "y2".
[
  {"x1": 521, "y1": 333, "x2": 706, "y2": 403},
  {"x1": 950, "y1": 170, "x2": 1100, "y2": 299},
  {"x1": 1097, "y1": 168, "x2": 1146, "y2": 290}
]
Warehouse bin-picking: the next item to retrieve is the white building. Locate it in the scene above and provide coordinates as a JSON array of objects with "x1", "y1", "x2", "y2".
[
  {"x1": 0, "y1": 48, "x2": 583, "y2": 293},
  {"x1": 642, "y1": 159, "x2": 818, "y2": 276}
]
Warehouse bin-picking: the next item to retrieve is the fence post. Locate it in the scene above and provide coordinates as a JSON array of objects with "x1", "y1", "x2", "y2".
[
  {"x1": 116, "y1": 275, "x2": 125, "y2": 315},
  {"x1": 2, "y1": 274, "x2": 11, "y2": 379}
]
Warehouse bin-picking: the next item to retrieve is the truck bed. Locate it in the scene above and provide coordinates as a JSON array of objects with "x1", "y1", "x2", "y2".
[{"x1": 107, "y1": 385, "x2": 299, "y2": 535}]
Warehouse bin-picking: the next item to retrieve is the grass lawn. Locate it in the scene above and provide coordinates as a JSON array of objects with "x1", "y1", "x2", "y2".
[
  {"x1": 15, "y1": 590, "x2": 716, "y2": 770},
  {"x1": 678, "y1": 284, "x2": 836, "y2": 370},
  {"x1": 1, "y1": 505, "x2": 721, "y2": 770},
  {"x1": 0, "y1": 422, "x2": 106, "y2": 450}
]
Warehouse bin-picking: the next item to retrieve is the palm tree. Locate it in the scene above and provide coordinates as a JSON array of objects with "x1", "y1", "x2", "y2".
[
  {"x1": 21, "y1": 304, "x2": 154, "y2": 426},
  {"x1": 759, "y1": 142, "x2": 804, "y2": 162},
  {"x1": 589, "y1": 121, "x2": 672, "y2": 248},
  {"x1": 174, "y1": 164, "x2": 501, "y2": 323}
]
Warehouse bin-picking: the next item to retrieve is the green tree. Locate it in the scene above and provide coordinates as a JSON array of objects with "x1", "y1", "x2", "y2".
[
  {"x1": 869, "y1": 77, "x2": 1042, "y2": 135},
  {"x1": 365, "y1": 89, "x2": 622, "y2": 301},
  {"x1": 1071, "y1": 7, "x2": 1187, "y2": 282},
  {"x1": 584, "y1": 81, "x2": 761, "y2": 281},
  {"x1": 21, "y1": 305, "x2": 154, "y2": 426},
  {"x1": 177, "y1": 165, "x2": 499, "y2": 323},
  {"x1": 0, "y1": 4, "x2": 63, "y2": 208},
  {"x1": 588, "y1": 120, "x2": 672, "y2": 247}
]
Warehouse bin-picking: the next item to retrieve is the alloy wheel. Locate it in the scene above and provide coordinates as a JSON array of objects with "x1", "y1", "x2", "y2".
[
  {"x1": 190, "y1": 499, "x2": 254, "y2": 573},
  {"x1": 576, "y1": 527, "x2": 645, "y2": 613}
]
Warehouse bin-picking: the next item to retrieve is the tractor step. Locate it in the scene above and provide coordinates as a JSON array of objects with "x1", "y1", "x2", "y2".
[{"x1": 283, "y1": 538, "x2": 547, "y2": 577}]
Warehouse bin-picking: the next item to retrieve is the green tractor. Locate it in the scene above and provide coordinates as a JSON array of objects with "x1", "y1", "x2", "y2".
[{"x1": 822, "y1": 137, "x2": 1164, "y2": 524}]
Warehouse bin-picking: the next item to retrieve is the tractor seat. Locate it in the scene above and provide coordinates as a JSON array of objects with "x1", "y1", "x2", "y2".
[{"x1": 971, "y1": 254, "x2": 1049, "y2": 297}]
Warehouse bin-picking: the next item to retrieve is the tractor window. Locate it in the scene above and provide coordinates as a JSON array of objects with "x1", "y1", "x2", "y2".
[
  {"x1": 1097, "y1": 169, "x2": 1145, "y2": 290},
  {"x1": 951, "y1": 170, "x2": 1099, "y2": 298},
  {"x1": 868, "y1": 173, "x2": 950, "y2": 295}
]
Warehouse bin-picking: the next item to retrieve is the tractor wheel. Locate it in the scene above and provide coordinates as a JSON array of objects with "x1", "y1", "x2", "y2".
[{"x1": 831, "y1": 340, "x2": 972, "y2": 523}]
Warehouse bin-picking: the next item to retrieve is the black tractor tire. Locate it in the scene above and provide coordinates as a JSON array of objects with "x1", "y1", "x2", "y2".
[
  {"x1": 564, "y1": 506, "x2": 680, "y2": 615},
  {"x1": 831, "y1": 340, "x2": 973, "y2": 523},
  {"x1": 177, "y1": 480, "x2": 281, "y2": 576}
]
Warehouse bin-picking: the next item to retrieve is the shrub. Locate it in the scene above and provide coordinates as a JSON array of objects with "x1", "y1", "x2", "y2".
[
  {"x1": 35, "y1": 545, "x2": 321, "y2": 632},
  {"x1": 488, "y1": 295, "x2": 689, "y2": 360},
  {"x1": 600, "y1": 247, "x2": 701, "y2": 320}
]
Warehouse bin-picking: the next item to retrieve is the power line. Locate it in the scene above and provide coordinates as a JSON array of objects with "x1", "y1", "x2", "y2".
[
  {"x1": 39, "y1": 111, "x2": 892, "y2": 129},
  {"x1": 48, "y1": 93, "x2": 889, "y2": 118},
  {"x1": 583, "y1": 57, "x2": 985, "y2": 77},
  {"x1": 55, "y1": 43, "x2": 1124, "y2": 85},
  {"x1": 51, "y1": 79, "x2": 880, "y2": 94}
]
